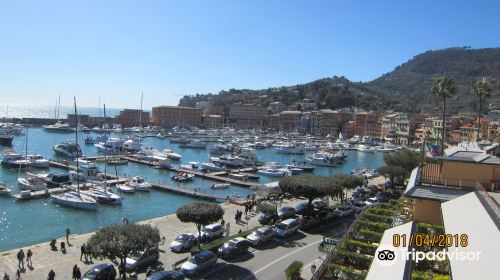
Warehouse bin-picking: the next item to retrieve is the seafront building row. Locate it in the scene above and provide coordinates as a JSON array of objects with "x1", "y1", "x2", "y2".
[{"x1": 3, "y1": 102, "x2": 500, "y2": 144}]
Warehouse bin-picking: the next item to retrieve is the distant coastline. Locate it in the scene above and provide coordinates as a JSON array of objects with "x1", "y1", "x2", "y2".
[{"x1": 0, "y1": 105, "x2": 151, "y2": 119}]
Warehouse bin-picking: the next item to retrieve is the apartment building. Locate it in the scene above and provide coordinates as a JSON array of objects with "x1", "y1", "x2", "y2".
[
  {"x1": 229, "y1": 103, "x2": 265, "y2": 129},
  {"x1": 151, "y1": 106, "x2": 202, "y2": 128},
  {"x1": 344, "y1": 112, "x2": 379, "y2": 137},
  {"x1": 115, "y1": 109, "x2": 150, "y2": 128}
]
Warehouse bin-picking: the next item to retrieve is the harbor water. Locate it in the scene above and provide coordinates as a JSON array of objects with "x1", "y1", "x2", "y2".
[{"x1": 0, "y1": 128, "x2": 385, "y2": 251}]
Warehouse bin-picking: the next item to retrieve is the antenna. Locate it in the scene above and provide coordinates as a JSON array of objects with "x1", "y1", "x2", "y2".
[{"x1": 74, "y1": 96, "x2": 80, "y2": 196}]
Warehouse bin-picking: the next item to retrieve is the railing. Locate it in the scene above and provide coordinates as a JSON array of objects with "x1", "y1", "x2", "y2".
[
  {"x1": 476, "y1": 181, "x2": 500, "y2": 220},
  {"x1": 419, "y1": 175, "x2": 478, "y2": 189}
]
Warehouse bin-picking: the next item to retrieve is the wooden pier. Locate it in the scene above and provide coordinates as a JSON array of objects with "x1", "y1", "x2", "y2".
[
  {"x1": 12, "y1": 187, "x2": 67, "y2": 201},
  {"x1": 150, "y1": 182, "x2": 226, "y2": 201}
]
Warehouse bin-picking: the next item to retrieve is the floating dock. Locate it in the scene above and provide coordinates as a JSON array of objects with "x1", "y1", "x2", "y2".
[
  {"x1": 150, "y1": 182, "x2": 226, "y2": 201},
  {"x1": 11, "y1": 187, "x2": 67, "y2": 201}
]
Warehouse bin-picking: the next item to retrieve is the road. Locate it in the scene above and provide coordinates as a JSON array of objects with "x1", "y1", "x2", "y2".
[{"x1": 193, "y1": 218, "x2": 354, "y2": 280}]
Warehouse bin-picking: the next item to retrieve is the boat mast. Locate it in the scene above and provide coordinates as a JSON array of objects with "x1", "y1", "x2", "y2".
[
  {"x1": 103, "y1": 103, "x2": 107, "y2": 184},
  {"x1": 74, "y1": 97, "x2": 80, "y2": 196},
  {"x1": 139, "y1": 92, "x2": 143, "y2": 129},
  {"x1": 57, "y1": 95, "x2": 61, "y2": 123}
]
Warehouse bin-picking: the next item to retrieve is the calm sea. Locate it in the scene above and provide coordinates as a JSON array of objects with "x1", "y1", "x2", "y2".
[
  {"x1": 0, "y1": 104, "x2": 140, "y2": 119},
  {"x1": 0, "y1": 128, "x2": 385, "y2": 251}
]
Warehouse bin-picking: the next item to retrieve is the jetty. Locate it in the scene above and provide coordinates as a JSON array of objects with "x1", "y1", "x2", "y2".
[
  {"x1": 12, "y1": 187, "x2": 67, "y2": 201},
  {"x1": 150, "y1": 182, "x2": 226, "y2": 201}
]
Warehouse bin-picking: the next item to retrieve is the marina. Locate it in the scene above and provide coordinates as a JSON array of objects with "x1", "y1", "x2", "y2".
[{"x1": 0, "y1": 126, "x2": 386, "y2": 251}]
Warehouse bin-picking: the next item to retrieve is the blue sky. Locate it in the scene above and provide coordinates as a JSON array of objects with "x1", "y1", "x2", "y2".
[{"x1": 1, "y1": 0, "x2": 499, "y2": 109}]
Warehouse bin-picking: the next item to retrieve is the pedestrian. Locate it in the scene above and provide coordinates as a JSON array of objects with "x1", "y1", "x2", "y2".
[
  {"x1": 15, "y1": 270, "x2": 20, "y2": 280},
  {"x1": 225, "y1": 223, "x2": 230, "y2": 237},
  {"x1": 220, "y1": 218, "x2": 225, "y2": 227},
  {"x1": 65, "y1": 228, "x2": 70, "y2": 244},
  {"x1": 47, "y1": 269, "x2": 55, "y2": 280},
  {"x1": 72, "y1": 265, "x2": 78, "y2": 280},
  {"x1": 161, "y1": 236, "x2": 166, "y2": 245},
  {"x1": 75, "y1": 267, "x2": 81, "y2": 279},
  {"x1": 118, "y1": 263, "x2": 125, "y2": 279},
  {"x1": 311, "y1": 264, "x2": 317, "y2": 275},
  {"x1": 3, "y1": 273, "x2": 9, "y2": 280},
  {"x1": 86, "y1": 244, "x2": 93, "y2": 262},
  {"x1": 16, "y1": 249, "x2": 24, "y2": 270},
  {"x1": 244, "y1": 204, "x2": 248, "y2": 215},
  {"x1": 26, "y1": 249, "x2": 33, "y2": 268},
  {"x1": 80, "y1": 243, "x2": 87, "y2": 262},
  {"x1": 234, "y1": 212, "x2": 239, "y2": 223}
]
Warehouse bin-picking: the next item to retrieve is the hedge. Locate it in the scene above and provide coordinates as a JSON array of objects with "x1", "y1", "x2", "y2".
[
  {"x1": 366, "y1": 208, "x2": 396, "y2": 216},
  {"x1": 352, "y1": 229, "x2": 384, "y2": 243},
  {"x1": 355, "y1": 220, "x2": 392, "y2": 233},
  {"x1": 411, "y1": 271, "x2": 450, "y2": 280},
  {"x1": 327, "y1": 263, "x2": 367, "y2": 280},
  {"x1": 333, "y1": 250, "x2": 373, "y2": 269},
  {"x1": 359, "y1": 212, "x2": 394, "y2": 224},
  {"x1": 342, "y1": 239, "x2": 378, "y2": 255}
]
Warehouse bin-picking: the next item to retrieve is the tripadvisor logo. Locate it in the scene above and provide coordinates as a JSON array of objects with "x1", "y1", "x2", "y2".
[{"x1": 374, "y1": 244, "x2": 398, "y2": 267}]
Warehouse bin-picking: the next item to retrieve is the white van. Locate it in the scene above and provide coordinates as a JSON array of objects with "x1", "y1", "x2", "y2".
[{"x1": 274, "y1": 218, "x2": 299, "y2": 237}]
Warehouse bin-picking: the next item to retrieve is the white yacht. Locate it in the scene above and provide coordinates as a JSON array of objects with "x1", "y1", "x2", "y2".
[
  {"x1": 122, "y1": 138, "x2": 142, "y2": 153},
  {"x1": 128, "y1": 176, "x2": 151, "y2": 191},
  {"x1": 53, "y1": 141, "x2": 82, "y2": 158},
  {"x1": 95, "y1": 138, "x2": 123, "y2": 155},
  {"x1": 200, "y1": 162, "x2": 224, "y2": 172},
  {"x1": 306, "y1": 151, "x2": 340, "y2": 167},
  {"x1": 82, "y1": 187, "x2": 122, "y2": 205},
  {"x1": 70, "y1": 162, "x2": 103, "y2": 181},
  {"x1": 43, "y1": 122, "x2": 75, "y2": 133},
  {"x1": 51, "y1": 191, "x2": 98, "y2": 211},
  {"x1": 0, "y1": 182, "x2": 12, "y2": 195},
  {"x1": 1, "y1": 150, "x2": 29, "y2": 168},
  {"x1": 180, "y1": 139, "x2": 206, "y2": 149},
  {"x1": 27, "y1": 154, "x2": 49, "y2": 168},
  {"x1": 162, "y1": 149, "x2": 182, "y2": 161},
  {"x1": 18, "y1": 175, "x2": 47, "y2": 191},
  {"x1": 258, "y1": 168, "x2": 286, "y2": 177},
  {"x1": 357, "y1": 144, "x2": 376, "y2": 153},
  {"x1": 276, "y1": 144, "x2": 304, "y2": 155}
]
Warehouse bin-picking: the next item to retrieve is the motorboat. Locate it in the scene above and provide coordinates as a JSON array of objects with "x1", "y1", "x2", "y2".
[
  {"x1": 357, "y1": 144, "x2": 376, "y2": 153},
  {"x1": 116, "y1": 184, "x2": 135, "y2": 193},
  {"x1": 229, "y1": 172, "x2": 246, "y2": 180},
  {"x1": 84, "y1": 135, "x2": 95, "y2": 145},
  {"x1": 211, "y1": 155, "x2": 243, "y2": 168},
  {"x1": 376, "y1": 144, "x2": 398, "y2": 153},
  {"x1": 1, "y1": 150, "x2": 29, "y2": 168},
  {"x1": 180, "y1": 139, "x2": 206, "y2": 149},
  {"x1": 285, "y1": 167, "x2": 303, "y2": 176},
  {"x1": 95, "y1": 138, "x2": 123, "y2": 155},
  {"x1": 53, "y1": 141, "x2": 82, "y2": 158},
  {"x1": 128, "y1": 176, "x2": 151, "y2": 191},
  {"x1": 306, "y1": 151, "x2": 340, "y2": 167},
  {"x1": 27, "y1": 154, "x2": 49, "y2": 168},
  {"x1": 169, "y1": 138, "x2": 190, "y2": 144},
  {"x1": 236, "y1": 148, "x2": 261, "y2": 166},
  {"x1": 172, "y1": 171, "x2": 195, "y2": 182},
  {"x1": 0, "y1": 182, "x2": 12, "y2": 195},
  {"x1": 276, "y1": 144, "x2": 304, "y2": 155},
  {"x1": 70, "y1": 163, "x2": 103, "y2": 181},
  {"x1": 286, "y1": 161, "x2": 315, "y2": 172},
  {"x1": 51, "y1": 191, "x2": 98, "y2": 211},
  {"x1": 200, "y1": 162, "x2": 224, "y2": 172},
  {"x1": 122, "y1": 138, "x2": 142, "y2": 153},
  {"x1": 180, "y1": 161, "x2": 200, "y2": 170},
  {"x1": 241, "y1": 173, "x2": 260, "y2": 180},
  {"x1": 211, "y1": 183, "x2": 230, "y2": 189},
  {"x1": 43, "y1": 122, "x2": 74, "y2": 133},
  {"x1": 36, "y1": 173, "x2": 72, "y2": 188},
  {"x1": 82, "y1": 187, "x2": 122, "y2": 205},
  {"x1": 17, "y1": 176, "x2": 47, "y2": 191},
  {"x1": 0, "y1": 130, "x2": 14, "y2": 146},
  {"x1": 257, "y1": 168, "x2": 286, "y2": 177},
  {"x1": 161, "y1": 149, "x2": 182, "y2": 161}
]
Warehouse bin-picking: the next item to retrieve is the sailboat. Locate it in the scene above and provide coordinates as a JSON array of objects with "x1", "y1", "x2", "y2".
[{"x1": 51, "y1": 97, "x2": 98, "y2": 211}]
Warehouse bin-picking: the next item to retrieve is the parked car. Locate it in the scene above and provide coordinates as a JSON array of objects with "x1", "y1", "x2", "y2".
[
  {"x1": 333, "y1": 205, "x2": 355, "y2": 218},
  {"x1": 258, "y1": 213, "x2": 278, "y2": 225},
  {"x1": 275, "y1": 218, "x2": 300, "y2": 237},
  {"x1": 315, "y1": 210, "x2": 336, "y2": 222},
  {"x1": 246, "y1": 226, "x2": 275, "y2": 246},
  {"x1": 386, "y1": 191, "x2": 401, "y2": 199},
  {"x1": 180, "y1": 250, "x2": 218, "y2": 277},
  {"x1": 200, "y1": 224, "x2": 224, "y2": 240},
  {"x1": 365, "y1": 197, "x2": 380, "y2": 208},
  {"x1": 351, "y1": 201, "x2": 368, "y2": 213},
  {"x1": 81, "y1": 263, "x2": 116, "y2": 280},
  {"x1": 125, "y1": 247, "x2": 159, "y2": 272},
  {"x1": 170, "y1": 233, "x2": 198, "y2": 252},
  {"x1": 299, "y1": 216, "x2": 321, "y2": 230},
  {"x1": 146, "y1": 270, "x2": 185, "y2": 280},
  {"x1": 278, "y1": 206, "x2": 296, "y2": 219},
  {"x1": 376, "y1": 192, "x2": 390, "y2": 202},
  {"x1": 352, "y1": 188, "x2": 367, "y2": 198},
  {"x1": 312, "y1": 198, "x2": 327, "y2": 209},
  {"x1": 294, "y1": 202, "x2": 311, "y2": 215},
  {"x1": 218, "y1": 237, "x2": 251, "y2": 259},
  {"x1": 367, "y1": 185, "x2": 379, "y2": 192}
]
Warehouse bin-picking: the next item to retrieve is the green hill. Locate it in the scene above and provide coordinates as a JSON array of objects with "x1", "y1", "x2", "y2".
[{"x1": 178, "y1": 47, "x2": 500, "y2": 114}]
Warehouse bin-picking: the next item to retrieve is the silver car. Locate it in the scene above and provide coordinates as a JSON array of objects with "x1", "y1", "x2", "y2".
[
  {"x1": 180, "y1": 250, "x2": 218, "y2": 277},
  {"x1": 170, "y1": 233, "x2": 198, "y2": 252},
  {"x1": 333, "y1": 205, "x2": 355, "y2": 217},
  {"x1": 246, "y1": 226, "x2": 275, "y2": 247}
]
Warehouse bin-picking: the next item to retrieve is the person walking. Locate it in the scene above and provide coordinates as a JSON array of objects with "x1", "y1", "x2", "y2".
[
  {"x1": 72, "y1": 265, "x2": 78, "y2": 280},
  {"x1": 86, "y1": 244, "x2": 92, "y2": 262},
  {"x1": 16, "y1": 249, "x2": 24, "y2": 270},
  {"x1": 65, "y1": 228, "x2": 70, "y2": 244},
  {"x1": 220, "y1": 217, "x2": 225, "y2": 227},
  {"x1": 15, "y1": 270, "x2": 20, "y2": 280},
  {"x1": 47, "y1": 269, "x2": 55, "y2": 280},
  {"x1": 75, "y1": 267, "x2": 81, "y2": 279},
  {"x1": 3, "y1": 273, "x2": 9, "y2": 280},
  {"x1": 80, "y1": 243, "x2": 87, "y2": 262},
  {"x1": 26, "y1": 249, "x2": 33, "y2": 268}
]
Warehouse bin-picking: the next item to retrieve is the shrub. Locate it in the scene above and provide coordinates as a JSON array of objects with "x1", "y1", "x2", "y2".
[
  {"x1": 327, "y1": 263, "x2": 367, "y2": 280},
  {"x1": 285, "y1": 261, "x2": 303, "y2": 280},
  {"x1": 356, "y1": 220, "x2": 392, "y2": 232},
  {"x1": 352, "y1": 229, "x2": 383, "y2": 243},
  {"x1": 416, "y1": 223, "x2": 432, "y2": 234},
  {"x1": 342, "y1": 239, "x2": 378, "y2": 255},
  {"x1": 334, "y1": 250, "x2": 373, "y2": 269},
  {"x1": 359, "y1": 212, "x2": 394, "y2": 224},
  {"x1": 411, "y1": 271, "x2": 450, "y2": 280},
  {"x1": 366, "y1": 208, "x2": 396, "y2": 216}
]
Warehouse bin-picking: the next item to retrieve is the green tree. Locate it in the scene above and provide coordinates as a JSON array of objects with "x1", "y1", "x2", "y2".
[
  {"x1": 176, "y1": 201, "x2": 224, "y2": 249},
  {"x1": 470, "y1": 78, "x2": 492, "y2": 140},
  {"x1": 279, "y1": 175, "x2": 334, "y2": 215},
  {"x1": 257, "y1": 202, "x2": 280, "y2": 224},
  {"x1": 431, "y1": 77, "x2": 456, "y2": 155},
  {"x1": 285, "y1": 261, "x2": 303, "y2": 280},
  {"x1": 87, "y1": 223, "x2": 160, "y2": 280},
  {"x1": 376, "y1": 165, "x2": 406, "y2": 187},
  {"x1": 383, "y1": 149, "x2": 422, "y2": 174},
  {"x1": 331, "y1": 174, "x2": 364, "y2": 202}
]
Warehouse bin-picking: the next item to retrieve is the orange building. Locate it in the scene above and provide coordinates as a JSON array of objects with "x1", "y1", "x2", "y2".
[
  {"x1": 116, "y1": 109, "x2": 150, "y2": 128},
  {"x1": 152, "y1": 106, "x2": 202, "y2": 128}
]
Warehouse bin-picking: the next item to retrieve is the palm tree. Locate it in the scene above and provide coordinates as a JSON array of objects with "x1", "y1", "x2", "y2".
[
  {"x1": 470, "y1": 78, "x2": 491, "y2": 141},
  {"x1": 431, "y1": 77, "x2": 456, "y2": 155}
]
